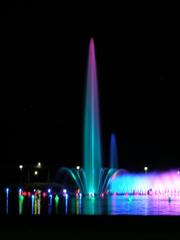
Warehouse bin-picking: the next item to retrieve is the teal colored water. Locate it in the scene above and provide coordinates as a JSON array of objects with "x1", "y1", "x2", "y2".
[{"x1": 83, "y1": 38, "x2": 102, "y2": 194}]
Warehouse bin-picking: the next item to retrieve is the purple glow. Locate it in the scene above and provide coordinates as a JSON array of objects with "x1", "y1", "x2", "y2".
[
  {"x1": 109, "y1": 170, "x2": 180, "y2": 197},
  {"x1": 63, "y1": 189, "x2": 67, "y2": 194}
]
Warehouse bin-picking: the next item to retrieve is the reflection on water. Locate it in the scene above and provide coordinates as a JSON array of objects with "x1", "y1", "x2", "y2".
[
  {"x1": 3, "y1": 193, "x2": 180, "y2": 216},
  {"x1": 76, "y1": 197, "x2": 82, "y2": 215},
  {"x1": 19, "y1": 195, "x2": 24, "y2": 215},
  {"x1": 31, "y1": 195, "x2": 34, "y2": 215},
  {"x1": 48, "y1": 194, "x2": 53, "y2": 215},
  {"x1": 6, "y1": 197, "x2": 9, "y2": 214},
  {"x1": 65, "y1": 195, "x2": 68, "y2": 215},
  {"x1": 107, "y1": 195, "x2": 180, "y2": 215},
  {"x1": 6, "y1": 189, "x2": 9, "y2": 214},
  {"x1": 54, "y1": 195, "x2": 59, "y2": 214}
]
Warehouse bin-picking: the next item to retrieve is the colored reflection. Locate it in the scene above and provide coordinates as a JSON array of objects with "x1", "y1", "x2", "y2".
[
  {"x1": 48, "y1": 194, "x2": 53, "y2": 215},
  {"x1": 19, "y1": 195, "x2": 24, "y2": 215},
  {"x1": 6, "y1": 188, "x2": 9, "y2": 214},
  {"x1": 54, "y1": 195, "x2": 59, "y2": 214},
  {"x1": 75, "y1": 197, "x2": 82, "y2": 215},
  {"x1": 34, "y1": 190, "x2": 41, "y2": 215},
  {"x1": 3, "y1": 188, "x2": 180, "y2": 216},
  {"x1": 6, "y1": 197, "x2": 9, "y2": 214},
  {"x1": 31, "y1": 195, "x2": 35, "y2": 215},
  {"x1": 81, "y1": 196, "x2": 98, "y2": 215},
  {"x1": 65, "y1": 195, "x2": 68, "y2": 215}
]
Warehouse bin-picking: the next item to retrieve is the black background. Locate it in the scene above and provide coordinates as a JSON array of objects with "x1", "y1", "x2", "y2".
[{"x1": 4, "y1": 2, "x2": 180, "y2": 183}]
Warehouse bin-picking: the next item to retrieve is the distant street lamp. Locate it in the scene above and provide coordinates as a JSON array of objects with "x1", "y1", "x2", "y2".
[
  {"x1": 144, "y1": 166, "x2": 148, "y2": 174},
  {"x1": 37, "y1": 162, "x2": 42, "y2": 169},
  {"x1": 76, "y1": 166, "x2": 80, "y2": 171},
  {"x1": 19, "y1": 165, "x2": 23, "y2": 171},
  {"x1": 34, "y1": 170, "x2": 38, "y2": 176},
  {"x1": 19, "y1": 165, "x2": 23, "y2": 183}
]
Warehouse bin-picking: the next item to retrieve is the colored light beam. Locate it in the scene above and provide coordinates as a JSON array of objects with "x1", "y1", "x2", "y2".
[
  {"x1": 110, "y1": 133, "x2": 118, "y2": 169},
  {"x1": 84, "y1": 38, "x2": 102, "y2": 194}
]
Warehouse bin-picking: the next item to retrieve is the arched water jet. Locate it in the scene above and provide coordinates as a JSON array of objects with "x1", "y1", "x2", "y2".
[{"x1": 55, "y1": 167, "x2": 84, "y2": 193}]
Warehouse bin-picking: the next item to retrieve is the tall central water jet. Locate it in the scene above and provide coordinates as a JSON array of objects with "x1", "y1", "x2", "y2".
[
  {"x1": 56, "y1": 39, "x2": 117, "y2": 194},
  {"x1": 83, "y1": 38, "x2": 102, "y2": 194}
]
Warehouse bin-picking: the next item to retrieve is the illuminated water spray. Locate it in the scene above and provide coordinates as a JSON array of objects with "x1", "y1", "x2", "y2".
[
  {"x1": 83, "y1": 38, "x2": 102, "y2": 194},
  {"x1": 109, "y1": 170, "x2": 180, "y2": 197},
  {"x1": 110, "y1": 133, "x2": 118, "y2": 169},
  {"x1": 55, "y1": 39, "x2": 118, "y2": 194}
]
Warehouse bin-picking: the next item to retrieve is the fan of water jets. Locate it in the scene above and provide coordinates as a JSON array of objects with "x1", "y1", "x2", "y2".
[
  {"x1": 55, "y1": 167, "x2": 118, "y2": 194},
  {"x1": 55, "y1": 132, "x2": 120, "y2": 194},
  {"x1": 54, "y1": 131, "x2": 121, "y2": 195}
]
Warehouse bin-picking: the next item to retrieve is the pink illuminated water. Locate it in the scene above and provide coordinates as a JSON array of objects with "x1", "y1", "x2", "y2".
[{"x1": 109, "y1": 170, "x2": 180, "y2": 196}]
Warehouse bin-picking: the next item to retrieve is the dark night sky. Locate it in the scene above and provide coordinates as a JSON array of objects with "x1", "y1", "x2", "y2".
[{"x1": 5, "y1": 3, "x2": 180, "y2": 177}]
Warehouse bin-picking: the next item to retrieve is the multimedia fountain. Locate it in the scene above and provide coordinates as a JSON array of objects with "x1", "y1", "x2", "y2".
[
  {"x1": 55, "y1": 38, "x2": 180, "y2": 199},
  {"x1": 3, "y1": 38, "x2": 180, "y2": 217}
]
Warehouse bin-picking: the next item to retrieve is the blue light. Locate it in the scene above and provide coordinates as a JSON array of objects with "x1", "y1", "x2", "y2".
[
  {"x1": 65, "y1": 194, "x2": 68, "y2": 214},
  {"x1": 6, "y1": 188, "x2": 9, "y2": 194},
  {"x1": 79, "y1": 193, "x2": 82, "y2": 198},
  {"x1": 47, "y1": 188, "x2": 51, "y2": 194},
  {"x1": 31, "y1": 194, "x2": 35, "y2": 215}
]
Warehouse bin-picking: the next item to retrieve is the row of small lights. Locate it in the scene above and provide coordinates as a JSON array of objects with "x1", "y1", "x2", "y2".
[
  {"x1": 4, "y1": 188, "x2": 100, "y2": 199},
  {"x1": 5, "y1": 188, "x2": 82, "y2": 199},
  {"x1": 19, "y1": 163, "x2": 180, "y2": 175},
  {"x1": 19, "y1": 164, "x2": 180, "y2": 175},
  {"x1": 4, "y1": 187, "x2": 180, "y2": 201},
  {"x1": 19, "y1": 163, "x2": 81, "y2": 176},
  {"x1": 19, "y1": 162, "x2": 42, "y2": 176}
]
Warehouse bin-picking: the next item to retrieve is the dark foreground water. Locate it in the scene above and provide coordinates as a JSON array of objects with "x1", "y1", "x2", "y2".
[{"x1": 1, "y1": 194, "x2": 180, "y2": 237}]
